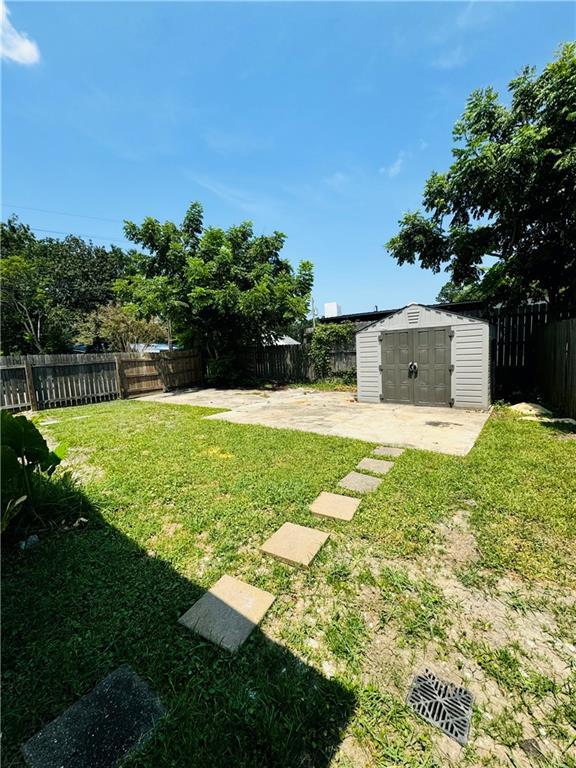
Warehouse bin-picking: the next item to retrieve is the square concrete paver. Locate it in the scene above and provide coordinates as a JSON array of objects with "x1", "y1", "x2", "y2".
[
  {"x1": 179, "y1": 575, "x2": 275, "y2": 653},
  {"x1": 260, "y1": 522, "x2": 329, "y2": 566},
  {"x1": 338, "y1": 471, "x2": 382, "y2": 493},
  {"x1": 373, "y1": 445, "x2": 405, "y2": 457},
  {"x1": 21, "y1": 665, "x2": 165, "y2": 768},
  {"x1": 310, "y1": 491, "x2": 360, "y2": 522},
  {"x1": 357, "y1": 457, "x2": 395, "y2": 475}
]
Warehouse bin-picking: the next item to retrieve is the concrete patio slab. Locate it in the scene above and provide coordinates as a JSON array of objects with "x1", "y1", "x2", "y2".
[
  {"x1": 260, "y1": 522, "x2": 329, "y2": 566},
  {"x1": 373, "y1": 445, "x2": 405, "y2": 457},
  {"x1": 338, "y1": 471, "x2": 382, "y2": 493},
  {"x1": 21, "y1": 665, "x2": 164, "y2": 768},
  {"x1": 357, "y1": 458, "x2": 395, "y2": 475},
  {"x1": 139, "y1": 388, "x2": 490, "y2": 456},
  {"x1": 179, "y1": 575, "x2": 275, "y2": 653},
  {"x1": 310, "y1": 491, "x2": 360, "y2": 521}
]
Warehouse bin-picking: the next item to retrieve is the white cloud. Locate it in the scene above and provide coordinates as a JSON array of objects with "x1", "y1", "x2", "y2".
[
  {"x1": 456, "y1": 1, "x2": 495, "y2": 30},
  {"x1": 379, "y1": 151, "x2": 406, "y2": 179},
  {"x1": 432, "y1": 45, "x2": 468, "y2": 71},
  {"x1": 191, "y1": 174, "x2": 282, "y2": 221},
  {"x1": 322, "y1": 171, "x2": 349, "y2": 193},
  {"x1": 1, "y1": 1, "x2": 40, "y2": 65}
]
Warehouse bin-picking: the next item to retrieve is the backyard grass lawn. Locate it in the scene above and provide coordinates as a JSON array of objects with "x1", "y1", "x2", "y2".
[{"x1": 2, "y1": 401, "x2": 575, "y2": 767}]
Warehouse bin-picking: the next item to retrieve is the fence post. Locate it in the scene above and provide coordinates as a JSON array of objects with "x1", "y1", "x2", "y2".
[
  {"x1": 24, "y1": 358, "x2": 39, "y2": 411},
  {"x1": 114, "y1": 354, "x2": 126, "y2": 399}
]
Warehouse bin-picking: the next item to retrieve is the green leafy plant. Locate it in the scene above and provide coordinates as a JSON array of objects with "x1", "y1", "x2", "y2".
[
  {"x1": 1, "y1": 411, "x2": 63, "y2": 533},
  {"x1": 309, "y1": 322, "x2": 355, "y2": 379}
]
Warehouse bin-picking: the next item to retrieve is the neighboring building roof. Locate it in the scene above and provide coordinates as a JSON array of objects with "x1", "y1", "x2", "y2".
[
  {"x1": 319, "y1": 300, "x2": 487, "y2": 328},
  {"x1": 130, "y1": 343, "x2": 180, "y2": 353},
  {"x1": 267, "y1": 335, "x2": 300, "y2": 346}
]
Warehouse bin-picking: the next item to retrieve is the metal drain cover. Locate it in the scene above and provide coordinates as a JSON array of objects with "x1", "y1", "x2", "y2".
[{"x1": 407, "y1": 669, "x2": 474, "y2": 745}]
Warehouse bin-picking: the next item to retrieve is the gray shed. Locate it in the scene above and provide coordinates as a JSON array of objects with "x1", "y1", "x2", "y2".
[{"x1": 356, "y1": 303, "x2": 490, "y2": 410}]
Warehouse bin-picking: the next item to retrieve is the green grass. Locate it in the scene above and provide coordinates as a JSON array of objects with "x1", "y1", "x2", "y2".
[
  {"x1": 287, "y1": 379, "x2": 357, "y2": 392},
  {"x1": 2, "y1": 401, "x2": 575, "y2": 766},
  {"x1": 458, "y1": 641, "x2": 558, "y2": 699},
  {"x1": 378, "y1": 566, "x2": 450, "y2": 645}
]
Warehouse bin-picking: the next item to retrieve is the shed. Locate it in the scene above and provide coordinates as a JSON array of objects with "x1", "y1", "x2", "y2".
[{"x1": 356, "y1": 303, "x2": 490, "y2": 410}]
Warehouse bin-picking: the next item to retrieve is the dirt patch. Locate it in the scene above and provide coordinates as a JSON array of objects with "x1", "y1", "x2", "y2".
[
  {"x1": 342, "y1": 510, "x2": 575, "y2": 766},
  {"x1": 334, "y1": 735, "x2": 373, "y2": 767},
  {"x1": 436, "y1": 509, "x2": 479, "y2": 566},
  {"x1": 61, "y1": 447, "x2": 105, "y2": 483}
]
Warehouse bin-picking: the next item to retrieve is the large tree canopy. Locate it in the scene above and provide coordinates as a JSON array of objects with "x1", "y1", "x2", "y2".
[
  {"x1": 0, "y1": 217, "x2": 129, "y2": 353},
  {"x1": 122, "y1": 203, "x2": 314, "y2": 365},
  {"x1": 387, "y1": 43, "x2": 576, "y2": 307}
]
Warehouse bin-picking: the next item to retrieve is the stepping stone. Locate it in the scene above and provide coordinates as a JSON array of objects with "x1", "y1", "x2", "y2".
[
  {"x1": 260, "y1": 522, "x2": 329, "y2": 567},
  {"x1": 356, "y1": 458, "x2": 394, "y2": 475},
  {"x1": 21, "y1": 664, "x2": 165, "y2": 768},
  {"x1": 338, "y1": 471, "x2": 382, "y2": 493},
  {"x1": 179, "y1": 575, "x2": 275, "y2": 653},
  {"x1": 40, "y1": 419, "x2": 59, "y2": 425},
  {"x1": 373, "y1": 445, "x2": 404, "y2": 457},
  {"x1": 310, "y1": 491, "x2": 360, "y2": 522}
]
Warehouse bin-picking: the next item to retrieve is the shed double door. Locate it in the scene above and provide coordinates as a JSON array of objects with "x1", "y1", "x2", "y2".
[{"x1": 380, "y1": 327, "x2": 451, "y2": 406}]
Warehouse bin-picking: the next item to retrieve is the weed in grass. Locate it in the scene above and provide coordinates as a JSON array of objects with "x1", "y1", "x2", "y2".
[
  {"x1": 378, "y1": 567, "x2": 450, "y2": 645},
  {"x1": 326, "y1": 562, "x2": 353, "y2": 589},
  {"x1": 456, "y1": 563, "x2": 500, "y2": 591},
  {"x1": 353, "y1": 685, "x2": 441, "y2": 767},
  {"x1": 461, "y1": 641, "x2": 558, "y2": 699},
  {"x1": 484, "y1": 707, "x2": 524, "y2": 748},
  {"x1": 325, "y1": 610, "x2": 369, "y2": 669}
]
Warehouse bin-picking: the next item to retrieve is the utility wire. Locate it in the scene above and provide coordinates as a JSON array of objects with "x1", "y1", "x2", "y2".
[
  {"x1": 2, "y1": 202, "x2": 124, "y2": 225},
  {"x1": 27, "y1": 226, "x2": 133, "y2": 248}
]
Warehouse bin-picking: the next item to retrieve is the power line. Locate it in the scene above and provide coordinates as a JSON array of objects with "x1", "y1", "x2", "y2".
[
  {"x1": 2, "y1": 202, "x2": 124, "y2": 225},
  {"x1": 27, "y1": 226, "x2": 133, "y2": 247}
]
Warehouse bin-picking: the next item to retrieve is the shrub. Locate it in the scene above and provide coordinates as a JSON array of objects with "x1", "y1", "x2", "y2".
[
  {"x1": 309, "y1": 322, "x2": 355, "y2": 379},
  {"x1": 1, "y1": 411, "x2": 71, "y2": 534}
]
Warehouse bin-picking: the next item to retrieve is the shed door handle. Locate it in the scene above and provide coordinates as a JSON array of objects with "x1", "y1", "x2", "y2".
[{"x1": 409, "y1": 361, "x2": 418, "y2": 376}]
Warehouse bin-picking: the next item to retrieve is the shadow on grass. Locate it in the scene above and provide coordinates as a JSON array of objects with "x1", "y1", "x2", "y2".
[
  {"x1": 2, "y1": 488, "x2": 355, "y2": 767},
  {"x1": 537, "y1": 420, "x2": 576, "y2": 438}
]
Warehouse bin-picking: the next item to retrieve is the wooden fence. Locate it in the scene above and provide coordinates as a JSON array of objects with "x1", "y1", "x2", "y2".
[
  {"x1": 241, "y1": 346, "x2": 310, "y2": 382},
  {"x1": 240, "y1": 345, "x2": 357, "y2": 382},
  {"x1": 0, "y1": 349, "x2": 203, "y2": 412},
  {"x1": 534, "y1": 319, "x2": 576, "y2": 419}
]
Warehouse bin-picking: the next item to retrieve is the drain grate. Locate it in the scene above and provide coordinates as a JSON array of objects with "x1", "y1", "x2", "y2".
[{"x1": 407, "y1": 669, "x2": 474, "y2": 745}]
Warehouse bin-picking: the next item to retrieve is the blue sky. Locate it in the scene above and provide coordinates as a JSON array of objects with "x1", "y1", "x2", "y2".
[{"x1": 2, "y1": 1, "x2": 574, "y2": 315}]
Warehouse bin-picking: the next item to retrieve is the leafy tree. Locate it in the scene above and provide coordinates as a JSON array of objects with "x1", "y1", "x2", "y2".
[
  {"x1": 0, "y1": 216, "x2": 130, "y2": 353},
  {"x1": 123, "y1": 203, "x2": 314, "y2": 368},
  {"x1": 114, "y1": 274, "x2": 183, "y2": 350},
  {"x1": 435, "y1": 264, "x2": 506, "y2": 303},
  {"x1": 387, "y1": 44, "x2": 576, "y2": 308},
  {"x1": 92, "y1": 304, "x2": 167, "y2": 352}
]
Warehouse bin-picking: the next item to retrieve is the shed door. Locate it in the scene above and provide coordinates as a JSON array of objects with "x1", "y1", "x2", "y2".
[
  {"x1": 380, "y1": 330, "x2": 413, "y2": 404},
  {"x1": 380, "y1": 327, "x2": 451, "y2": 406}
]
